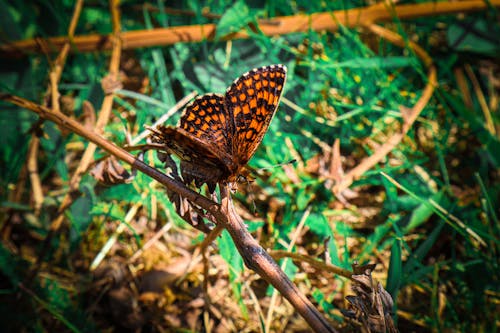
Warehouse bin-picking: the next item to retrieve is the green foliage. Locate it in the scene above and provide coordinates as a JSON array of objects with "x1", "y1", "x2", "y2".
[
  {"x1": 386, "y1": 238, "x2": 402, "y2": 299},
  {"x1": 215, "y1": 0, "x2": 262, "y2": 40},
  {"x1": 218, "y1": 230, "x2": 248, "y2": 317},
  {"x1": 306, "y1": 212, "x2": 342, "y2": 267},
  {"x1": 447, "y1": 18, "x2": 500, "y2": 55}
]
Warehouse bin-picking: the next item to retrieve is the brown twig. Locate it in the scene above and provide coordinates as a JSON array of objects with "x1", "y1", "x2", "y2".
[
  {"x1": 19, "y1": 0, "x2": 121, "y2": 286},
  {"x1": 270, "y1": 250, "x2": 353, "y2": 280},
  {"x1": 1, "y1": 1, "x2": 498, "y2": 57},
  {"x1": 464, "y1": 64, "x2": 495, "y2": 135},
  {"x1": 0, "y1": 94, "x2": 217, "y2": 215},
  {"x1": 26, "y1": 136, "x2": 43, "y2": 215},
  {"x1": 219, "y1": 184, "x2": 337, "y2": 332},
  {"x1": 37, "y1": 0, "x2": 122, "y2": 266},
  {"x1": 11, "y1": 1, "x2": 85, "y2": 218},
  {"x1": 3, "y1": 0, "x2": 84, "y2": 243},
  {"x1": 453, "y1": 67, "x2": 473, "y2": 109}
]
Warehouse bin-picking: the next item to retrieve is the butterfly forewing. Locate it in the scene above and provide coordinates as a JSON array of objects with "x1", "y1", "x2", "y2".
[{"x1": 225, "y1": 65, "x2": 287, "y2": 166}]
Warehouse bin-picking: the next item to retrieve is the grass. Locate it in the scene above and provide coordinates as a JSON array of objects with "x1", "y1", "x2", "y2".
[{"x1": 0, "y1": 1, "x2": 499, "y2": 332}]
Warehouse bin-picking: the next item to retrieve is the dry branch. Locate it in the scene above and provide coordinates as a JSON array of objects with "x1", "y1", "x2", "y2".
[
  {"x1": 49, "y1": 0, "x2": 122, "y2": 232},
  {"x1": 25, "y1": 1, "x2": 124, "y2": 283},
  {"x1": 10, "y1": 0, "x2": 85, "y2": 218},
  {"x1": 0, "y1": 1, "x2": 498, "y2": 57}
]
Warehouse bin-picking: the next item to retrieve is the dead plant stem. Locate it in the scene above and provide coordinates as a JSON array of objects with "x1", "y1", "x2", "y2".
[{"x1": 1, "y1": 1, "x2": 498, "y2": 56}]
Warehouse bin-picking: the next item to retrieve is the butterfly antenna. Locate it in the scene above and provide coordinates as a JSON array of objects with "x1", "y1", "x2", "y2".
[{"x1": 257, "y1": 159, "x2": 297, "y2": 171}]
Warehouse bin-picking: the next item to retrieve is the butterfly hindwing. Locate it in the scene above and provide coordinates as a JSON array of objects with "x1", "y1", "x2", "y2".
[{"x1": 152, "y1": 125, "x2": 233, "y2": 187}]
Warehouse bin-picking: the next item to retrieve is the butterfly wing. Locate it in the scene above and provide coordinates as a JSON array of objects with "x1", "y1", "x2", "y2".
[
  {"x1": 154, "y1": 93, "x2": 239, "y2": 185},
  {"x1": 151, "y1": 125, "x2": 233, "y2": 188},
  {"x1": 224, "y1": 64, "x2": 287, "y2": 166},
  {"x1": 152, "y1": 126, "x2": 221, "y2": 164},
  {"x1": 179, "y1": 93, "x2": 235, "y2": 157}
]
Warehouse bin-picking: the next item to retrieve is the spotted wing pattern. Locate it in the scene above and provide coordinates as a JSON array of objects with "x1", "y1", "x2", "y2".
[
  {"x1": 151, "y1": 64, "x2": 287, "y2": 186},
  {"x1": 225, "y1": 64, "x2": 287, "y2": 166},
  {"x1": 179, "y1": 93, "x2": 234, "y2": 154},
  {"x1": 153, "y1": 126, "x2": 224, "y2": 166},
  {"x1": 151, "y1": 125, "x2": 233, "y2": 189}
]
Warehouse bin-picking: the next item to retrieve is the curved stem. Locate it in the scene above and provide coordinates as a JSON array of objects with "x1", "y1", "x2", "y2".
[
  {"x1": 218, "y1": 184, "x2": 337, "y2": 333},
  {"x1": 1, "y1": 1, "x2": 497, "y2": 56}
]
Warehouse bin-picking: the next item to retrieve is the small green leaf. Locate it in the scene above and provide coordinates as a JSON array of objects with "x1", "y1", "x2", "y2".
[
  {"x1": 296, "y1": 187, "x2": 310, "y2": 210},
  {"x1": 386, "y1": 238, "x2": 402, "y2": 299},
  {"x1": 218, "y1": 230, "x2": 247, "y2": 317},
  {"x1": 312, "y1": 288, "x2": 336, "y2": 314},
  {"x1": 90, "y1": 202, "x2": 125, "y2": 221},
  {"x1": 306, "y1": 213, "x2": 341, "y2": 266},
  {"x1": 69, "y1": 196, "x2": 93, "y2": 233},
  {"x1": 404, "y1": 191, "x2": 444, "y2": 232},
  {"x1": 215, "y1": 0, "x2": 259, "y2": 40}
]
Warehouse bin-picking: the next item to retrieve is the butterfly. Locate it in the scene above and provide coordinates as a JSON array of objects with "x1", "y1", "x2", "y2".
[{"x1": 150, "y1": 64, "x2": 287, "y2": 191}]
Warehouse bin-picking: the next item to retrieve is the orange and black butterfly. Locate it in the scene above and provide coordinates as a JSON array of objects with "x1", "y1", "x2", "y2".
[{"x1": 150, "y1": 64, "x2": 287, "y2": 190}]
